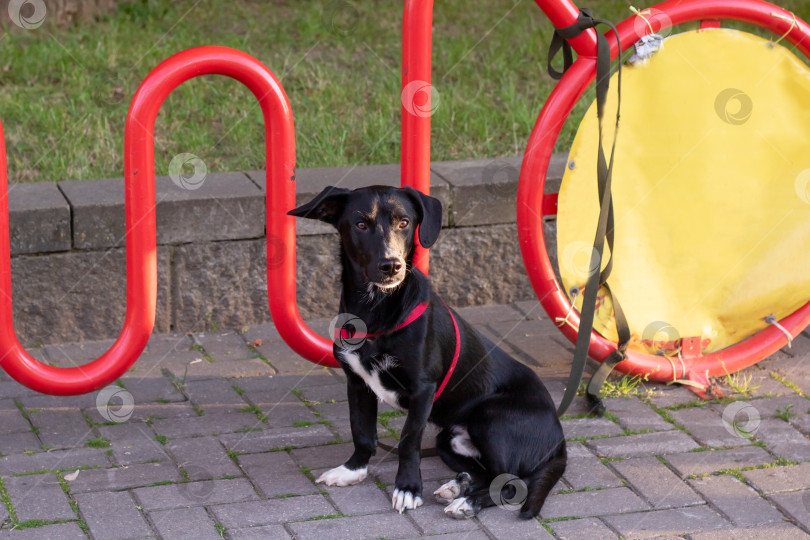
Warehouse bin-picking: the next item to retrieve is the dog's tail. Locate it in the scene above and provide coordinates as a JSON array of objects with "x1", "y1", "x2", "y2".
[{"x1": 519, "y1": 440, "x2": 567, "y2": 520}]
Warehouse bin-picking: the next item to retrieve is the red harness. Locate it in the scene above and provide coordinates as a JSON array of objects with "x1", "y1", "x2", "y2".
[{"x1": 334, "y1": 301, "x2": 460, "y2": 402}]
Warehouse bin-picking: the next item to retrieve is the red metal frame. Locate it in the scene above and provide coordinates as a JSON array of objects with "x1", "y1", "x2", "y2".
[
  {"x1": 518, "y1": 0, "x2": 810, "y2": 382},
  {"x1": 402, "y1": 0, "x2": 434, "y2": 274},
  {"x1": 0, "y1": 46, "x2": 338, "y2": 395}
]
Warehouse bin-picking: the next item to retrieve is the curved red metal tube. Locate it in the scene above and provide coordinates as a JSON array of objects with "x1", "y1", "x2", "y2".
[
  {"x1": 0, "y1": 46, "x2": 337, "y2": 395},
  {"x1": 401, "y1": 0, "x2": 434, "y2": 274},
  {"x1": 518, "y1": 0, "x2": 810, "y2": 382}
]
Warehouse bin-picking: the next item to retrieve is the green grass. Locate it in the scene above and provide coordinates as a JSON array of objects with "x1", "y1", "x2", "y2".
[
  {"x1": 85, "y1": 436, "x2": 111, "y2": 448},
  {"x1": 6, "y1": 0, "x2": 809, "y2": 185},
  {"x1": 775, "y1": 403, "x2": 795, "y2": 422}
]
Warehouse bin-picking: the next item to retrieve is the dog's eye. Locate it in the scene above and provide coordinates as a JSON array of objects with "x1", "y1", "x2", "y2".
[
  {"x1": 399, "y1": 219, "x2": 409, "y2": 229},
  {"x1": 355, "y1": 221, "x2": 367, "y2": 230}
]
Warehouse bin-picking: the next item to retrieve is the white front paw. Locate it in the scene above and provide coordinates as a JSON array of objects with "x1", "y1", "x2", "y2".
[
  {"x1": 315, "y1": 465, "x2": 367, "y2": 487},
  {"x1": 392, "y1": 488, "x2": 423, "y2": 513}
]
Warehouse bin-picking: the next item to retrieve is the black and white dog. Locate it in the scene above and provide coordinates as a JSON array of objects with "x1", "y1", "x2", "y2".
[{"x1": 289, "y1": 185, "x2": 565, "y2": 519}]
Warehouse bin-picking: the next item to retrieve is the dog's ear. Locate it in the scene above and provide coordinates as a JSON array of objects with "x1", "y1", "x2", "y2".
[
  {"x1": 288, "y1": 186, "x2": 352, "y2": 226},
  {"x1": 403, "y1": 186, "x2": 443, "y2": 248}
]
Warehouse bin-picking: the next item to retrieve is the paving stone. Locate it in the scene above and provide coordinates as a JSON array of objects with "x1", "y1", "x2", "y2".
[
  {"x1": 612, "y1": 456, "x2": 702, "y2": 508},
  {"x1": 734, "y1": 369, "x2": 799, "y2": 398},
  {"x1": 689, "y1": 522, "x2": 810, "y2": 539},
  {"x1": 0, "y1": 447, "x2": 110, "y2": 475},
  {"x1": 768, "y1": 490, "x2": 810, "y2": 530},
  {"x1": 144, "y1": 333, "x2": 193, "y2": 355},
  {"x1": 512, "y1": 299, "x2": 546, "y2": 319},
  {"x1": 0, "y1": 380, "x2": 36, "y2": 400},
  {"x1": 724, "y1": 395, "x2": 810, "y2": 419},
  {"x1": 666, "y1": 446, "x2": 775, "y2": 477},
  {"x1": 688, "y1": 474, "x2": 784, "y2": 527},
  {"x1": 227, "y1": 525, "x2": 292, "y2": 539},
  {"x1": 298, "y1": 383, "x2": 347, "y2": 404},
  {"x1": 3, "y1": 473, "x2": 75, "y2": 522},
  {"x1": 563, "y1": 453, "x2": 624, "y2": 491},
  {"x1": 110, "y1": 438, "x2": 168, "y2": 466},
  {"x1": 602, "y1": 505, "x2": 730, "y2": 538},
  {"x1": 149, "y1": 506, "x2": 222, "y2": 540},
  {"x1": 324, "y1": 481, "x2": 392, "y2": 516},
  {"x1": 0, "y1": 399, "x2": 30, "y2": 433},
  {"x1": 194, "y1": 331, "x2": 255, "y2": 361},
  {"x1": 603, "y1": 396, "x2": 675, "y2": 432},
  {"x1": 121, "y1": 377, "x2": 186, "y2": 404},
  {"x1": 541, "y1": 487, "x2": 649, "y2": 519},
  {"x1": 550, "y1": 517, "x2": 620, "y2": 539},
  {"x1": 565, "y1": 440, "x2": 596, "y2": 459},
  {"x1": 134, "y1": 478, "x2": 258, "y2": 510},
  {"x1": 453, "y1": 303, "x2": 525, "y2": 326},
  {"x1": 668, "y1": 407, "x2": 750, "y2": 447},
  {"x1": 183, "y1": 378, "x2": 248, "y2": 414},
  {"x1": 744, "y1": 463, "x2": 810, "y2": 494},
  {"x1": 219, "y1": 424, "x2": 335, "y2": 454},
  {"x1": 258, "y1": 401, "x2": 321, "y2": 429},
  {"x1": 28, "y1": 408, "x2": 92, "y2": 449},
  {"x1": 0, "y1": 431, "x2": 42, "y2": 456},
  {"x1": 648, "y1": 386, "x2": 704, "y2": 408},
  {"x1": 168, "y1": 436, "x2": 241, "y2": 480},
  {"x1": 40, "y1": 339, "x2": 117, "y2": 369},
  {"x1": 754, "y1": 419, "x2": 810, "y2": 461},
  {"x1": 286, "y1": 512, "x2": 419, "y2": 540},
  {"x1": 252, "y1": 339, "x2": 330, "y2": 374},
  {"x1": 125, "y1": 402, "x2": 198, "y2": 422},
  {"x1": 126, "y1": 349, "x2": 200, "y2": 379},
  {"x1": 96, "y1": 421, "x2": 158, "y2": 444},
  {"x1": 68, "y1": 462, "x2": 181, "y2": 493},
  {"x1": 75, "y1": 490, "x2": 152, "y2": 540},
  {"x1": 288, "y1": 442, "x2": 356, "y2": 469},
  {"x1": 209, "y1": 495, "x2": 335, "y2": 529},
  {"x1": 162, "y1": 356, "x2": 275, "y2": 380},
  {"x1": 791, "y1": 414, "x2": 810, "y2": 436},
  {"x1": 587, "y1": 431, "x2": 699, "y2": 458},
  {"x1": 152, "y1": 412, "x2": 261, "y2": 439},
  {"x1": 475, "y1": 506, "x2": 554, "y2": 539},
  {"x1": 237, "y1": 452, "x2": 318, "y2": 497},
  {"x1": 562, "y1": 416, "x2": 623, "y2": 439},
  {"x1": 488, "y1": 319, "x2": 571, "y2": 367},
  {"x1": 401, "y1": 532, "x2": 490, "y2": 540},
  {"x1": 0, "y1": 522, "x2": 87, "y2": 539}
]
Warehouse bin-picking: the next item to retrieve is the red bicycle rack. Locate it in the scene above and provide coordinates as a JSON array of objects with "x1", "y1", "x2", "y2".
[{"x1": 0, "y1": 46, "x2": 319, "y2": 395}]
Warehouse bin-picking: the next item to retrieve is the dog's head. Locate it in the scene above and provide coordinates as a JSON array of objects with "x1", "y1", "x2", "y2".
[{"x1": 288, "y1": 186, "x2": 442, "y2": 290}]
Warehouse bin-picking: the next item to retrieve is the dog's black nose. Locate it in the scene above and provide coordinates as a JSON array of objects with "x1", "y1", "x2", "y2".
[{"x1": 379, "y1": 259, "x2": 402, "y2": 276}]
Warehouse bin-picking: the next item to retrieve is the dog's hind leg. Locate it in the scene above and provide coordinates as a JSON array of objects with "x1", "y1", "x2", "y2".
[
  {"x1": 434, "y1": 428, "x2": 487, "y2": 505},
  {"x1": 518, "y1": 444, "x2": 567, "y2": 519}
]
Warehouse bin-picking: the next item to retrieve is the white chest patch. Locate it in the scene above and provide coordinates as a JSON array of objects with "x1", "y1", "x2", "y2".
[{"x1": 340, "y1": 351, "x2": 403, "y2": 410}]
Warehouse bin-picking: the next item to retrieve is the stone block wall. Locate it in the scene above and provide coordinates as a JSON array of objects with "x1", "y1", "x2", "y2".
[{"x1": 8, "y1": 154, "x2": 566, "y2": 345}]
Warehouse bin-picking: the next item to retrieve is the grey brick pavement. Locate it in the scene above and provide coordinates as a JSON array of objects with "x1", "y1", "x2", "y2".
[{"x1": 0, "y1": 301, "x2": 809, "y2": 538}]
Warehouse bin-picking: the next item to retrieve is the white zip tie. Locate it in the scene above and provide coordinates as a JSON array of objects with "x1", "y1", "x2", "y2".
[
  {"x1": 630, "y1": 6, "x2": 655, "y2": 35},
  {"x1": 765, "y1": 314, "x2": 793, "y2": 348},
  {"x1": 556, "y1": 287, "x2": 580, "y2": 329},
  {"x1": 771, "y1": 11, "x2": 797, "y2": 45}
]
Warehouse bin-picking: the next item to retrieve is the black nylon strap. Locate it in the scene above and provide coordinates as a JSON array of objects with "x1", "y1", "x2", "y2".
[{"x1": 553, "y1": 10, "x2": 631, "y2": 417}]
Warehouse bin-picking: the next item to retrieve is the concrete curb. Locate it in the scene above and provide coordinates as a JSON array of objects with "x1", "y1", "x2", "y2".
[{"x1": 8, "y1": 153, "x2": 567, "y2": 344}]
